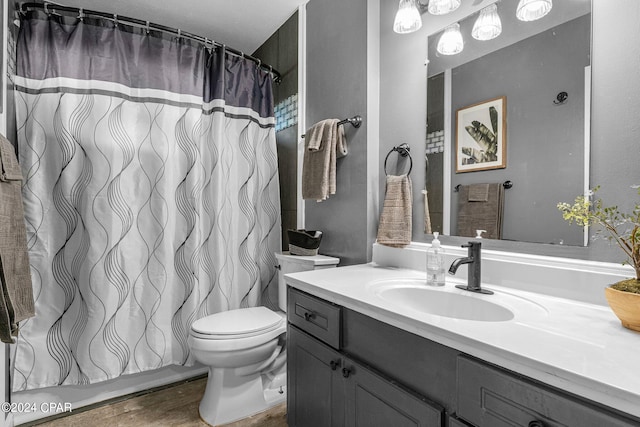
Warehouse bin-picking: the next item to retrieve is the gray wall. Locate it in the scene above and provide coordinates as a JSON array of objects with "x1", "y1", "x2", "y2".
[
  {"x1": 305, "y1": 0, "x2": 370, "y2": 265},
  {"x1": 588, "y1": 0, "x2": 640, "y2": 262},
  {"x1": 449, "y1": 15, "x2": 589, "y2": 246},
  {"x1": 378, "y1": 0, "x2": 640, "y2": 263}
]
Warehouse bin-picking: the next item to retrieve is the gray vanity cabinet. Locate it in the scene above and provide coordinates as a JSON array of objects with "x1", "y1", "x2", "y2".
[
  {"x1": 287, "y1": 288, "x2": 444, "y2": 427},
  {"x1": 287, "y1": 287, "x2": 640, "y2": 427}
]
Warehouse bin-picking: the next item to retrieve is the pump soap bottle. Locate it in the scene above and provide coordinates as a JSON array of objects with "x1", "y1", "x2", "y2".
[{"x1": 426, "y1": 232, "x2": 445, "y2": 286}]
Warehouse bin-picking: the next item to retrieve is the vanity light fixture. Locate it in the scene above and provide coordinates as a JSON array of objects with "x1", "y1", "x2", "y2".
[
  {"x1": 437, "y1": 23, "x2": 464, "y2": 55},
  {"x1": 516, "y1": 0, "x2": 552, "y2": 22},
  {"x1": 472, "y1": 3, "x2": 502, "y2": 41},
  {"x1": 428, "y1": 0, "x2": 461, "y2": 16},
  {"x1": 393, "y1": 0, "x2": 423, "y2": 34}
]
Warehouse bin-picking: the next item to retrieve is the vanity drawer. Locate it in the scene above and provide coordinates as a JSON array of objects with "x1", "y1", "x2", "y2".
[
  {"x1": 457, "y1": 356, "x2": 638, "y2": 427},
  {"x1": 288, "y1": 287, "x2": 341, "y2": 349}
]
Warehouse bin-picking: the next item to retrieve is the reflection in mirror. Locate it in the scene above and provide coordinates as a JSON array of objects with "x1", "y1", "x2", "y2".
[{"x1": 425, "y1": 0, "x2": 591, "y2": 246}]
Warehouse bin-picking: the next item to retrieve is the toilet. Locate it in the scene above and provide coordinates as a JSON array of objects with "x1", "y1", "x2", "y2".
[{"x1": 188, "y1": 252, "x2": 339, "y2": 426}]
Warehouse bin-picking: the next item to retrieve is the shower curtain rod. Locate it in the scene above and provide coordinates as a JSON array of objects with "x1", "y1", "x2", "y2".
[{"x1": 18, "y1": 1, "x2": 283, "y2": 84}]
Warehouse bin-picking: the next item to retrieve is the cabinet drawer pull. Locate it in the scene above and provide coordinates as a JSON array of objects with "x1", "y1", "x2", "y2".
[
  {"x1": 330, "y1": 359, "x2": 341, "y2": 371},
  {"x1": 304, "y1": 311, "x2": 316, "y2": 321},
  {"x1": 528, "y1": 421, "x2": 545, "y2": 427},
  {"x1": 342, "y1": 367, "x2": 352, "y2": 378}
]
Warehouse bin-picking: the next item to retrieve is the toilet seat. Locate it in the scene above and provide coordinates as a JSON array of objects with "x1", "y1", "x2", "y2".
[
  {"x1": 191, "y1": 307, "x2": 284, "y2": 339},
  {"x1": 189, "y1": 307, "x2": 286, "y2": 351}
]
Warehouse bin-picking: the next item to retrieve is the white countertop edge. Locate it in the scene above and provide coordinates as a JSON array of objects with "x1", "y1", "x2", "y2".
[{"x1": 285, "y1": 271, "x2": 640, "y2": 419}]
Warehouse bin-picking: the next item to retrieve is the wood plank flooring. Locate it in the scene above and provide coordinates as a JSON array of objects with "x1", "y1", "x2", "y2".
[{"x1": 27, "y1": 377, "x2": 288, "y2": 427}]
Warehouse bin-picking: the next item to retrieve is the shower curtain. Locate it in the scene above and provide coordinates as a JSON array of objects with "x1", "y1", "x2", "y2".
[{"x1": 12, "y1": 11, "x2": 281, "y2": 391}]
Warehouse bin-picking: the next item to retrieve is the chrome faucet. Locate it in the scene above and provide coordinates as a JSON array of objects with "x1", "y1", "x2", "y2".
[{"x1": 448, "y1": 241, "x2": 493, "y2": 295}]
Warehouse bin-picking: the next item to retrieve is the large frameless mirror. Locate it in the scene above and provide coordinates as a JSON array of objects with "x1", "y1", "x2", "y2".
[{"x1": 425, "y1": 0, "x2": 591, "y2": 246}]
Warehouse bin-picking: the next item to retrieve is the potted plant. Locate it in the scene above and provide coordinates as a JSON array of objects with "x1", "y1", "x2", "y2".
[{"x1": 558, "y1": 186, "x2": 640, "y2": 332}]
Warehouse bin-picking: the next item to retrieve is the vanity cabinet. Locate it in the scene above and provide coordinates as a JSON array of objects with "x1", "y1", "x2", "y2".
[
  {"x1": 287, "y1": 288, "x2": 444, "y2": 427},
  {"x1": 287, "y1": 287, "x2": 640, "y2": 427}
]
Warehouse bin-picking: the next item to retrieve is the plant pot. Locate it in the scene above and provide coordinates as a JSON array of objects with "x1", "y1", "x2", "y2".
[{"x1": 605, "y1": 286, "x2": 640, "y2": 332}]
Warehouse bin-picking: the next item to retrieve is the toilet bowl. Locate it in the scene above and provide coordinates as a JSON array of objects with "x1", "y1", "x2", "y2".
[{"x1": 188, "y1": 252, "x2": 339, "y2": 426}]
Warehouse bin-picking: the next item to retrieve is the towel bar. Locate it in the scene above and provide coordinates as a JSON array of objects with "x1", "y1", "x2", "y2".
[
  {"x1": 454, "y1": 180, "x2": 512, "y2": 192},
  {"x1": 301, "y1": 115, "x2": 362, "y2": 138},
  {"x1": 384, "y1": 143, "x2": 413, "y2": 176}
]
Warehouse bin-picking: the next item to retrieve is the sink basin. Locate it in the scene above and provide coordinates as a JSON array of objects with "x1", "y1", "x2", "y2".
[{"x1": 371, "y1": 279, "x2": 536, "y2": 322}]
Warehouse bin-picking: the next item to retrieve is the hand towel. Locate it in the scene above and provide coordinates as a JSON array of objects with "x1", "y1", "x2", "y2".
[
  {"x1": 376, "y1": 174, "x2": 412, "y2": 248},
  {"x1": 302, "y1": 119, "x2": 348, "y2": 201},
  {"x1": 467, "y1": 183, "x2": 489, "y2": 201},
  {"x1": 0, "y1": 134, "x2": 35, "y2": 343},
  {"x1": 456, "y1": 183, "x2": 504, "y2": 239}
]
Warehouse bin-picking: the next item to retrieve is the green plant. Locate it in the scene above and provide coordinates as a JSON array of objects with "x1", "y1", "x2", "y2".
[{"x1": 557, "y1": 186, "x2": 640, "y2": 292}]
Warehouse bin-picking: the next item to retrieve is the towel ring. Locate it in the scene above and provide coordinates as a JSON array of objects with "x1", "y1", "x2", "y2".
[{"x1": 384, "y1": 143, "x2": 412, "y2": 176}]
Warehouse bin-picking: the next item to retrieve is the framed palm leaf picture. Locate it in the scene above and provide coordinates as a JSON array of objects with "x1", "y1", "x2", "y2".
[{"x1": 455, "y1": 96, "x2": 506, "y2": 173}]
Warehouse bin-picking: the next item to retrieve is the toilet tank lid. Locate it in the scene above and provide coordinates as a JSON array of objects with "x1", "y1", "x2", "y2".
[
  {"x1": 275, "y1": 252, "x2": 340, "y2": 266},
  {"x1": 191, "y1": 307, "x2": 283, "y2": 336}
]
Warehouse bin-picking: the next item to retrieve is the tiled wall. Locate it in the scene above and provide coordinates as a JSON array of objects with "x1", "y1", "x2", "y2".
[
  {"x1": 275, "y1": 94, "x2": 298, "y2": 132},
  {"x1": 425, "y1": 130, "x2": 444, "y2": 154}
]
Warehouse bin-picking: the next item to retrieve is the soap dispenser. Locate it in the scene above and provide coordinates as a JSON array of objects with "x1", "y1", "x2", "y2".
[{"x1": 426, "y1": 232, "x2": 445, "y2": 286}]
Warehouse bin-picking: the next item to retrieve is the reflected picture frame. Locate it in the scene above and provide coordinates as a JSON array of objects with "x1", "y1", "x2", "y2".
[{"x1": 455, "y1": 96, "x2": 506, "y2": 173}]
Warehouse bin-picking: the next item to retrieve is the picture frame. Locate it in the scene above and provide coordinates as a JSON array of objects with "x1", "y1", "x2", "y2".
[{"x1": 455, "y1": 96, "x2": 506, "y2": 173}]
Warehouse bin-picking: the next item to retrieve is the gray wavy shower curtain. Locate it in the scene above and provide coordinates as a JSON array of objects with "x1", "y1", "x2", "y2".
[{"x1": 12, "y1": 11, "x2": 281, "y2": 391}]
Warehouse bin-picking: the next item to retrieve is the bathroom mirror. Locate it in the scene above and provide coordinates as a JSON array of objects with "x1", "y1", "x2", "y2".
[{"x1": 425, "y1": 0, "x2": 591, "y2": 246}]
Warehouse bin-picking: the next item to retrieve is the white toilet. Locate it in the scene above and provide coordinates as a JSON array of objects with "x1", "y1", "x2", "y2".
[{"x1": 188, "y1": 252, "x2": 339, "y2": 426}]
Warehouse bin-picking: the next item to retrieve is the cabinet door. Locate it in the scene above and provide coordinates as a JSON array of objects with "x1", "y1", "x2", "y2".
[
  {"x1": 344, "y1": 358, "x2": 443, "y2": 427},
  {"x1": 288, "y1": 325, "x2": 345, "y2": 427}
]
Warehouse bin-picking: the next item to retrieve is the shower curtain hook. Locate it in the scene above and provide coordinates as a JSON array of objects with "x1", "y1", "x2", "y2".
[
  {"x1": 78, "y1": 8, "x2": 84, "y2": 21},
  {"x1": 44, "y1": 3, "x2": 50, "y2": 15},
  {"x1": 113, "y1": 14, "x2": 118, "y2": 27},
  {"x1": 177, "y1": 28, "x2": 182, "y2": 38},
  {"x1": 145, "y1": 21, "x2": 150, "y2": 34}
]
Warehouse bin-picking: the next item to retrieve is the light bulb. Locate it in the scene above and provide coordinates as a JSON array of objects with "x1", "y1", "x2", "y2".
[
  {"x1": 428, "y1": 0, "x2": 461, "y2": 16},
  {"x1": 516, "y1": 0, "x2": 553, "y2": 22},
  {"x1": 393, "y1": 0, "x2": 422, "y2": 34},
  {"x1": 437, "y1": 23, "x2": 464, "y2": 55},
  {"x1": 472, "y1": 4, "x2": 502, "y2": 41}
]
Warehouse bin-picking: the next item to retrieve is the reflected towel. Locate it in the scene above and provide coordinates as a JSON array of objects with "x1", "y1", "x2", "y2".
[
  {"x1": 467, "y1": 183, "x2": 489, "y2": 201},
  {"x1": 456, "y1": 183, "x2": 504, "y2": 239},
  {"x1": 377, "y1": 174, "x2": 412, "y2": 248},
  {"x1": 302, "y1": 119, "x2": 348, "y2": 201}
]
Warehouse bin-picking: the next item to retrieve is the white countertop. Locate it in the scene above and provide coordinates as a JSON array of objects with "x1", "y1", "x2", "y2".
[{"x1": 285, "y1": 263, "x2": 640, "y2": 419}]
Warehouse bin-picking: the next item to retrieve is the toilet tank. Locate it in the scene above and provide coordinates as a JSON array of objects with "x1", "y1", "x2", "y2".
[{"x1": 275, "y1": 252, "x2": 339, "y2": 312}]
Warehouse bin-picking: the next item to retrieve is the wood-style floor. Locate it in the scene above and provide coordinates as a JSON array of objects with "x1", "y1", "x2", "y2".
[{"x1": 28, "y1": 377, "x2": 288, "y2": 427}]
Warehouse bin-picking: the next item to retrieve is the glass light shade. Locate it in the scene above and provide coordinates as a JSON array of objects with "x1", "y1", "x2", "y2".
[
  {"x1": 472, "y1": 4, "x2": 502, "y2": 41},
  {"x1": 516, "y1": 0, "x2": 553, "y2": 22},
  {"x1": 393, "y1": 0, "x2": 423, "y2": 34},
  {"x1": 428, "y1": 0, "x2": 461, "y2": 16},
  {"x1": 437, "y1": 23, "x2": 464, "y2": 55}
]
